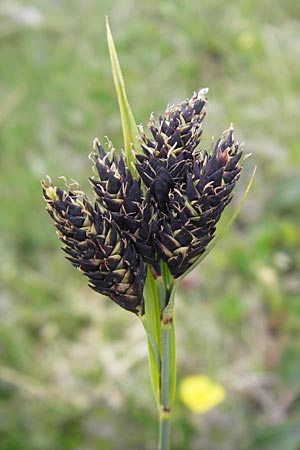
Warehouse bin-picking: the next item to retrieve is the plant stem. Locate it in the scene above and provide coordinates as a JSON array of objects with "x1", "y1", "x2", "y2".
[{"x1": 159, "y1": 409, "x2": 171, "y2": 450}]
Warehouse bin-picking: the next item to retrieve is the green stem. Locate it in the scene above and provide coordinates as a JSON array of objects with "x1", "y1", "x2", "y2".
[
  {"x1": 144, "y1": 262, "x2": 176, "y2": 450},
  {"x1": 159, "y1": 410, "x2": 171, "y2": 450}
]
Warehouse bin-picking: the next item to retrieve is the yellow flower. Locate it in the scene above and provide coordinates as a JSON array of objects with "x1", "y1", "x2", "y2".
[
  {"x1": 179, "y1": 375, "x2": 226, "y2": 413},
  {"x1": 237, "y1": 31, "x2": 256, "y2": 51}
]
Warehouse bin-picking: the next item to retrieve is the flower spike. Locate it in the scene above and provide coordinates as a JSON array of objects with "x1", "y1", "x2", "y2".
[
  {"x1": 42, "y1": 91, "x2": 245, "y2": 303},
  {"x1": 136, "y1": 122, "x2": 243, "y2": 278},
  {"x1": 42, "y1": 178, "x2": 145, "y2": 313}
]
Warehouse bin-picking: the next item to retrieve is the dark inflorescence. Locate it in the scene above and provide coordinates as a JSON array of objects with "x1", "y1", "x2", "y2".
[
  {"x1": 42, "y1": 181, "x2": 145, "y2": 313},
  {"x1": 42, "y1": 89, "x2": 243, "y2": 313}
]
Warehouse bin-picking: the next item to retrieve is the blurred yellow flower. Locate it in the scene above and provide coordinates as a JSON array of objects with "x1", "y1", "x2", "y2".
[
  {"x1": 179, "y1": 375, "x2": 226, "y2": 413},
  {"x1": 237, "y1": 31, "x2": 256, "y2": 51}
]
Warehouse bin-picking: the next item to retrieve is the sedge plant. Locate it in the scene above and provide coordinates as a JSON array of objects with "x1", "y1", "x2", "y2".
[{"x1": 41, "y1": 18, "x2": 255, "y2": 450}]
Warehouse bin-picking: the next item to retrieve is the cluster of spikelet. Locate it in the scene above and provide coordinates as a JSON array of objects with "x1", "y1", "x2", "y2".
[{"x1": 42, "y1": 89, "x2": 242, "y2": 314}]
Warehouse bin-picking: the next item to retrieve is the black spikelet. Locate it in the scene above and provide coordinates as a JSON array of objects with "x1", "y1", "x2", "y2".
[
  {"x1": 141, "y1": 89, "x2": 207, "y2": 161},
  {"x1": 41, "y1": 180, "x2": 145, "y2": 313},
  {"x1": 137, "y1": 125, "x2": 243, "y2": 278},
  {"x1": 90, "y1": 139, "x2": 160, "y2": 273}
]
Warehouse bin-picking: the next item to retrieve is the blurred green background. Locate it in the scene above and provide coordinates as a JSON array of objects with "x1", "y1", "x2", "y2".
[{"x1": 1, "y1": 1, "x2": 300, "y2": 449}]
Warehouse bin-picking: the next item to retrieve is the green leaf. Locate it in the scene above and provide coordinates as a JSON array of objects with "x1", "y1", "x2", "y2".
[
  {"x1": 145, "y1": 337, "x2": 160, "y2": 405},
  {"x1": 142, "y1": 268, "x2": 162, "y2": 404},
  {"x1": 106, "y1": 17, "x2": 141, "y2": 173},
  {"x1": 169, "y1": 318, "x2": 176, "y2": 406}
]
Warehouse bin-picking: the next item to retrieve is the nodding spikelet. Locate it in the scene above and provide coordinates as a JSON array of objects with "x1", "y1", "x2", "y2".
[{"x1": 41, "y1": 178, "x2": 145, "y2": 313}]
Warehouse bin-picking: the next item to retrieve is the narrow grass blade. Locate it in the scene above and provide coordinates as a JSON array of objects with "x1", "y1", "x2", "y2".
[
  {"x1": 106, "y1": 17, "x2": 141, "y2": 172},
  {"x1": 145, "y1": 336, "x2": 160, "y2": 405},
  {"x1": 169, "y1": 318, "x2": 176, "y2": 406}
]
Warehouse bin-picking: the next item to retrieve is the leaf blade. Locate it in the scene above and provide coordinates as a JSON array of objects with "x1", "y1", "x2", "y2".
[
  {"x1": 142, "y1": 268, "x2": 162, "y2": 404},
  {"x1": 106, "y1": 17, "x2": 141, "y2": 172}
]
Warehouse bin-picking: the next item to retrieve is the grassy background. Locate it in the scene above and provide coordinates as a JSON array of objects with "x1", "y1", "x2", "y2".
[{"x1": 1, "y1": 1, "x2": 300, "y2": 449}]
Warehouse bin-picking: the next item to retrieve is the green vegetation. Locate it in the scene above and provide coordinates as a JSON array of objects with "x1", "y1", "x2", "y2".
[{"x1": 1, "y1": 1, "x2": 300, "y2": 449}]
